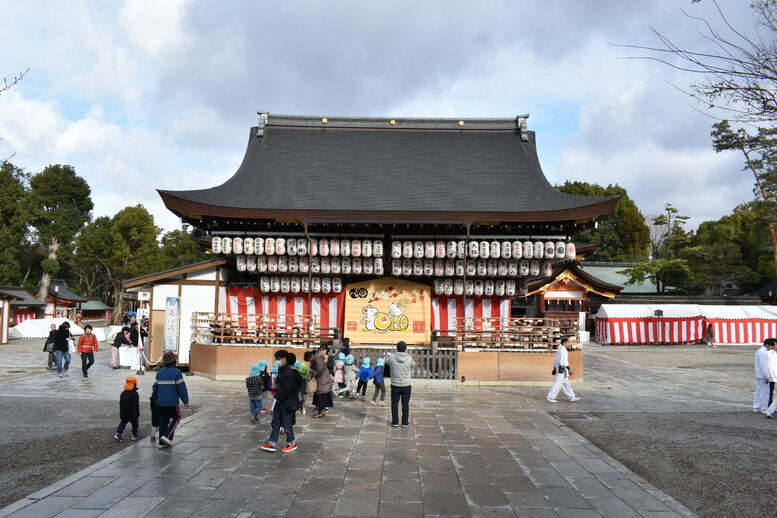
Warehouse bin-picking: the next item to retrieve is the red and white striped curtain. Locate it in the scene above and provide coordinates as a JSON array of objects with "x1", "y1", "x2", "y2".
[
  {"x1": 707, "y1": 319, "x2": 777, "y2": 344},
  {"x1": 596, "y1": 317, "x2": 705, "y2": 345},
  {"x1": 225, "y1": 288, "x2": 345, "y2": 331},
  {"x1": 14, "y1": 309, "x2": 36, "y2": 325},
  {"x1": 431, "y1": 296, "x2": 511, "y2": 337}
]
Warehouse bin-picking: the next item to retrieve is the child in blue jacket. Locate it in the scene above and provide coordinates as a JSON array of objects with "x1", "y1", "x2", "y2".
[
  {"x1": 370, "y1": 357, "x2": 386, "y2": 406},
  {"x1": 356, "y1": 357, "x2": 374, "y2": 402},
  {"x1": 151, "y1": 351, "x2": 190, "y2": 449}
]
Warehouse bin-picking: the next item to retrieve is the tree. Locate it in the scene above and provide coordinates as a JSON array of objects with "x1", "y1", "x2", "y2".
[
  {"x1": 711, "y1": 120, "x2": 777, "y2": 277},
  {"x1": 617, "y1": 258, "x2": 694, "y2": 294},
  {"x1": 25, "y1": 165, "x2": 92, "y2": 301},
  {"x1": 623, "y1": 1, "x2": 777, "y2": 123},
  {"x1": 0, "y1": 161, "x2": 29, "y2": 284},
  {"x1": 160, "y1": 229, "x2": 207, "y2": 269},
  {"x1": 556, "y1": 181, "x2": 651, "y2": 261},
  {"x1": 651, "y1": 203, "x2": 691, "y2": 259},
  {"x1": 73, "y1": 216, "x2": 114, "y2": 300}
]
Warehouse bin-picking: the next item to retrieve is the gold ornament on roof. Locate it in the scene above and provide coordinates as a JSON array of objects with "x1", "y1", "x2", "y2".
[{"x1": 322, "y1": 117, "x2": 328, "y2": 124}]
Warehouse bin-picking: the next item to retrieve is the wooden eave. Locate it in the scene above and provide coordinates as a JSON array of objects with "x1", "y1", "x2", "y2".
[{"x1": 123, "y1": 259, "x2": 227, "y2": 289}]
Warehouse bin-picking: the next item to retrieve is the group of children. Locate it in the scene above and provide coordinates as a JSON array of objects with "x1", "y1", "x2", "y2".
[{"x1": 332, "y1": 353, "x2": 387, "y2": 405}]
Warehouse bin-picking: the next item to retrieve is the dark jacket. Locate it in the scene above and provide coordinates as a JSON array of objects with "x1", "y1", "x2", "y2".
[
  {"x1": 152, "y1": 364, "x2": 190, "y2": 407},
  {"x1": 372, "y1": 365, "x2": 385, "y2": 384},
  {"x1": 246, "y1": 375, "x2": 266, "y2": 399},
  {"x1": 149, "y1": 396, "x2": 159, "y2": 427},
  {"x1": 112, "y1": 332, "x2": 131, "y2": 348},
  {"x1": 274, "y1": 363, "x2": 303, "y2": 411},
  {"x1": 53, "y1": 328, "x2": 71, "y2": 352},
  {"x1": 129, "y1": 326, "x2": 147, "y2": 346},
  {"x1": 119, "y1": 389, "x2": 140, "y2": 420},
  {"x1": 43, "y1": 330, "x2": 56, "y2": 352}
]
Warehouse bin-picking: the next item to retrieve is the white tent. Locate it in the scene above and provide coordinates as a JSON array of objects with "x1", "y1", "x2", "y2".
[{"x1": 9, "y1": 318, "x2": 84, "y2": 339}]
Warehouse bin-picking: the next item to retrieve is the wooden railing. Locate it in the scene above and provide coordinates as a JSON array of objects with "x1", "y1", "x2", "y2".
[
  {"x1": 433, "y1": 317, "x2": 579, "y2": 350},
  {"x1": 348, "y1": 346, "x2": 457, "y2": 380},
  {"x1": 192, "y1": 312, "x2": 339, "y2": 346}
]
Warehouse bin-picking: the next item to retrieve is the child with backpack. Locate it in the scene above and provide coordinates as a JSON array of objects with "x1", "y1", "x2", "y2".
[
  {"x1": 114, "y1": 376, "x2": 142, "y2": 441},
  {"x1": 333, "y1": 352, "x2": 346, "y2": 396},
  {"x1": 246, "y1": 363, "x2": 268, "y2": 422},
  {"x1": 356, "y1": 357, "x2": 374, "y2": 402},
  {"x1": 370, "y1": 357, "x2": 386, "y2": 406}
]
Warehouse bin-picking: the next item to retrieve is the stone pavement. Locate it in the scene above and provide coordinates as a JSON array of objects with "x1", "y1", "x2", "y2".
[{"x1": 0, "y1": 341, "x2": 759, "y2": 517}]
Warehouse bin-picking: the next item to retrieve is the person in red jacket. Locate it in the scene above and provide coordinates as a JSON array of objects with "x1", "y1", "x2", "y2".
[{"x1": 77, "y1": 324, "x2": 99, "y2": 378}]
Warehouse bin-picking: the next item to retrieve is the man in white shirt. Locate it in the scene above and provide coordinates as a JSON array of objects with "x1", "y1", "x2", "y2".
[
  {"x1": 764, "y1": 340, "x2": 777, "y2": 418},
  {"x1": 753, "y1": 339, "x2": 773, "y2": 413},
  {"x1": 547, "y1": 338, "x2": 580, "y2": 403}
]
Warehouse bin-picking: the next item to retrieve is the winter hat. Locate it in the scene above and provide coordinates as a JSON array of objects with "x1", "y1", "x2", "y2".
[
  {"x1": 259, "y1": 360, "x2": 269, "y2": 371},
  {"x1": 338, "y1": 352, "x2": 346, "y2": 361},
  {"x1": 345, "y1": 354, "x2": 354, "y2": 365},
  {"x1": 271, "y1": 362, "x2": 279, "y2": 374},
  {"x1": 376, "y1": 357, "x2": 384, "y2": 367},
  {"x1": 124, "y1": 376, "x2": 138, "y2": 390},
  {"x1": 250, "y1": 364, "x2": 261, "y2": 376},
  {"x1": 362, "y1": 357, "x2": 371, "y2": 368},
  {"x1": 162, "y1": 351, "x2": 176, "y2": 365},
  {"x1": 294, "y1": 360, "x2": 301, "y2": 368}
]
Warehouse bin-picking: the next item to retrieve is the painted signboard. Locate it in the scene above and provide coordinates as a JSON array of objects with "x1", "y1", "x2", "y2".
[
  {"x1": 343, "y1": 277, "x2": 430, "y2": 345},
  {"x1": 164, "y1": 297, "x2": 181, "y2": 351}
]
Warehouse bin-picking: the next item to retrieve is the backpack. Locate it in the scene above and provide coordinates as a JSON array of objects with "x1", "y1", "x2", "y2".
[{"x1": 327, "y1": 355, "x2": 335, "y2": 375}]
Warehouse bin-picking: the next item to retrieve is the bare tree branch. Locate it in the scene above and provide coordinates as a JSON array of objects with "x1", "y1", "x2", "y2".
[{"x1": 0, "y1": 68, "x2": 29, "y2": 96}]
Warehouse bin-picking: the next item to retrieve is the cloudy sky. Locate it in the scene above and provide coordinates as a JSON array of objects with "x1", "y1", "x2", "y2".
[{"x1": 0, "y1": 1, "x2": 766, "y2": 232}]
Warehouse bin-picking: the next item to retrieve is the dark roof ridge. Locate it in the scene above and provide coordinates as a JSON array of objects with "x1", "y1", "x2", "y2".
[{"x1": 260, "y1": 112, "x2": 530, "y2": 131}]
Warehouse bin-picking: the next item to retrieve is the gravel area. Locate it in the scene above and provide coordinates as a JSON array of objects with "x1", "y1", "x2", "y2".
[
  {"x1": 0, "y1": 396, "x2": 138, "y2": 507},
  {"x1": 565, "y1": 411, "x2": 777, "y2": 518}
]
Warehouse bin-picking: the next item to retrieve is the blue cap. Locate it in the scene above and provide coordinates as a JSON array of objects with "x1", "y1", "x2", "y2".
[
  {"x1": 376, "y1": 358, "x2": 384, "y2": 367},
  {"x1": 259, "y1": 360, "x2": 269, "y2": 371},
  {"x1": 345, "y1": 354, "x2": 354, "y2": 365},
  {"x1": 294, "y1": 360, "x2": 301, "y2": 368},
  {"x1": 250, "y1": 364, "x2": 261, "y2": 376},
  {"x1": 362, "y1": 357, "x2": 371, "y2": 368},
  {"x1": 271, "y1": 362, "x2": 279, "y2": 374},
  {"x1": 338, "y1": 352, "x2": 346, "y2": 361}
]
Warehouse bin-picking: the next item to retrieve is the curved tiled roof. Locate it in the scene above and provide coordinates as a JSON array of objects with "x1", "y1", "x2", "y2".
[{"x1": 160, "y1": 114, "x2": 618, "y2": 223}]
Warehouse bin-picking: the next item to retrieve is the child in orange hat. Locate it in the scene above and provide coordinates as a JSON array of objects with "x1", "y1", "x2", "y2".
[{"x1": 114, "y1": 376, "x2": 142, "y2": 441}]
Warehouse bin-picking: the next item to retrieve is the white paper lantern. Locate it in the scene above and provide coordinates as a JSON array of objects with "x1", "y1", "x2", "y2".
[
  {"x1": 233, "y1": 237, "x2": 243, "y2": 255},
  {"x1": 260, "y1": 276, "x2": 270, "y2": 292},
  {"x1": 296, "y1": 238, "x2": 307, "y2": 256},
  {"x1": 373, "y1": 240, "x2": 383, "y2": 258},
  {"x1": 402, "y1": 241, "x2": 413, "y2": 258},
  {"x1": 501, "y1": 241, "x2": 512, "y2": 259},
  {"x1": 487, "y1": 260, "x2": 498, "y2": 277},
  {"x1": 542, "y1": 241, "x2": 553, "y2": 259},
  {"x1": 374, "y1": 258, "x2": 384, "y2": 275},
  {"x1": 288, "y1": 256, "x2": 298, "y2": 273},
  {"x1": 522, "y1": 241, "x2": 533, "y2": 259},
  {"x1": 352, "y1": 258, "x2": 362, "y2": 275},
  {"x1": 457, "y1": 241, "x2": 466, "y2": 258},
  {"x1": 361, "y1": 239, "x2": 371, "y2": 258},
  {"x1": 246, "y1": 256, "x2": 256, "y2": 272},
  {"x1": 508, "y1": 260, "x2": 518, "y2": 277},
  {"x1": 243, "y1": 237, "x2": 254, "y2": 255},
  {"x1": 436, "y1": 241, "x2": 446, "y2": 259},
  {"x1": 468, "y1": 241, "x2": 480, "y2": 259},
  {"x1": 434, "y1": 260, "x2": 445, "y2": 277},
  {"x1": 321, "y1": 277, "x2": 331, "y2": 294},
  {"x1": 465, "y1": 280, "x2": 474, "y2": 296},
  {"x1": 402, "y1": 258, "x2": 412, "y2": 276},
  {"x1": 414, "y1": 241, "x2": 425, "y2": 259},
  {"x1": 299, "y1": 256, "x2": 309, "y2": 273},
  {"x1": 530, "y1": 260, "x2": 540, "y2": 277},
  {"x1": 332, "y1": 277, "x2": 343, "y2": 293},
  {"x1": 255, "y1": 237, "x2": 264, "y2": 256},
  {"x1": 236, "y1": 255, "x2": 247, "y2": 272},
  {"x1": 329, "y1": 239, "x2": 340, "y2": 257},
  {"x1": 278, "y1": 256, "x2": 288, "y2": 272},
  {"x1": 446, "y1": 241, "x2": 457, "y2": 258},
  {"x1": 424, "y1": 259, "x2": 434, "y2": 276},
  {"x1": 392, "y1": 259, "x2": 402, "y2": 276},
  {"x1": 311, "y1": 277, "x2": 321, "y2": 293},
  {"x1": 340, "y1": 239, "x2": 351, "y2": 257},
  {"x1": 455, "y1": 260, "x2": 465, "y2": 276},
  {"x1": 331, "y1": 257, "x2": 341, "y2": 274},
  {"x1": 310, "y1": 257, "x2": 321, "y2": 273},
  {"x1": 477, "y1": 259, "x2": 487, "y2": 277},
  {"x1": 257, "y1": 256, "x2": 268, "y2": 272},
  {"x1": 319, "y1": 238, "x2": 329, "y2": 256},
  {"x1": 484, "y1": 280, "x2": 495, "y2": 296},
  {"x1": 211, "y1": 236, "x2": 222, "y2": 254},
  {"x1": 474, "y1": 280, "x2": 484, "y2": 297},
  {"x1": 351, "y1": 239, "x2": 361, "y2": 257},
  {"x1": 281, "y1": 277, "x2": 290, "y2": 293},
  {"x1": 268, "y1": 256, "x2": 278, "y2": 273},
  {"x1": 340, "y1": 257, "x2": 351, "y2": 274},
  {"x1": 308, "y1": 238, "x2": 318, "y2": 256},
  {"x1": 555, "y1": 241, "x2": 566, "y2": 258},
  {"x1": 542, "y1": 261, "x2": 553, "y2": 277},
  {"x1": 495, "y1": 280, "x2": 505, "y2": 297},
  {"x1": 479, "y1": 241, "x2": 490, "y2": 259},
  {"x1": 512, "y1": 241, "x2": 523, "y2": 259},
  {"x1": 222, "y1": 237, "x2": 232, "y2": 254},
  {"x1": 454, "y1": 279, "x2": 464, "y2": 296},
  {"x1": 445, "y1": 259, "x2": 455, "y2": 276},
  {"x1": 301, "y1": 277, "x2": 310, "y2": 293},
  {"x1": 466, "y1": 261, "x2": 477, "y2": 276},
  {"x1": 490, "y1": 241, "x2": 500, "y2": 259},
  {"x1": 264, "y1": 237, "x2": 275, "y2": 255},
  {"x1": 519, "y1": 260, "x2": 529, "y2": 276},
  {"x1": 498, "y1": 260, "x2": 508, "y2": 277},
  {"x1": 443, "y1": 279, "x2": 454, "y2": 296},
  {"x1": 433, "y1": 279, "x2": 444, "y2": 295},
  {"x1": 270, "y1": 277, "x2": 280, "y2": 293},
  {"x1": 363, "y1": 258, "x2": 373, "y2": 274},
  {"x1": 506, "y1": 280, "x2": 516, "y2": 296},
  {"x1": 275, "y1": 237, "x2": 286, "y2": 256},
  {"x1": 413, "y1": 259, "x2": 423, "y2": 276},
  {"x1": 286, "y1": 238, "x2": 296, "y2": 256},
  {"x1": 425, "y1": 241, "x2": 438, "y2": 259},
  {"x1": 534, "y1": 241, "x2": 544, "y2": 259},
  {"x1": 391, "y1": 241, "x2": 402, "y2": 259},
  {"x1": 566, "y1": 242, "x2": 577, "y2": 260},
  {"x1": 291, "y1": 277, "x2": 301, "y2": 293}
]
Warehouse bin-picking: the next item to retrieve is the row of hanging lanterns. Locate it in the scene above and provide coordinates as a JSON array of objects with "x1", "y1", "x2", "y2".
[
  {"x1": 257, "y1": 276, "x2": 343, "y2": 294},
  {"x1": 213, "y1": 236, "x2": 384, "y2": 257},
  {"x1": 235, "y1": 255, "x2": 385, "y2": 275},
  {"x1": 390, "y1": 240, "x2": 575, "y2": 260},
  {"x1": 433, "y1": 278, "x2": 528, "y2": 297},
  {"x1": 390, "y1": 258, "x2": 553, "y2": 278}
]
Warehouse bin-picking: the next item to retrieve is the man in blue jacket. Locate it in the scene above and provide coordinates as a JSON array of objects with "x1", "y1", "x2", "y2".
[{"x1": 152, "y1": 351, "x2": 190, "y2": 449}]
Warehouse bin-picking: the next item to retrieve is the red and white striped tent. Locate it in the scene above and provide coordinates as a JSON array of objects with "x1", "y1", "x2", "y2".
[
  {"x1": 596, "y1": 304, "x2": 777, "y2": 345},
  {"x1": 225, "y1": 288, "x2": 345, "y2": 333},
  {"x1": 432, "y1": 296, "x2": 511, "y2": 337}
]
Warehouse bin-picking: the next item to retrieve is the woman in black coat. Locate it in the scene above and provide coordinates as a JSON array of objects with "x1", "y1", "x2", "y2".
[
  {"x1": 43, "y1": 324, "x2": 57, "y2": 369},
  {"x1": 53, "y1": 322, "x2": 72, "y2": 378}
]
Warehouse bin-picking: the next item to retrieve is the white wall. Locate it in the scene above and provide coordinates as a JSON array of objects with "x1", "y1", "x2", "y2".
[
  {"x1": 178, "y1": 285, "x2": 216, "y2": 364},
  {"x1": 152, "y1": 284, "x2": 180, "y2": 311}
]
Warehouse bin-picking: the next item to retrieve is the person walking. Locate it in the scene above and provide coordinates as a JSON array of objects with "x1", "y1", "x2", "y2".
[
  {"x1": 77, "y1": 324, "x2": 99, "y2": 378},
  {"x1": 386, "y1": 341, "x2": 415, "y2": 427},
  {"x1": 312, "y1": 347, "x2": 334, "y2": 418},
  {"x1": 114, "y1": 376, "x2": 142, "y2": 441},
  {"x1": 43, "y1": 323, "x2": 57, "y2": 369},
  {"x1": 111, "y1": 326, "x2": 131, "y2": 369},
  {"x1": 53, "y1": 322, "x2": 73, "y2": 378},
  {"x1": 151, "y1": 351, "x2": 189, "y2": 449},
  {"x1": 764, "y1": 340, "x2": 777, "y2": 418},
  {"x1": 370, "y1": 357, "x2": 386, "y2": 406},
  {"x1": 261, "y1": 350, "x2": 303, "y2": 452},
  {"x1": 753, "y1": 339, "x2": 772, "y2": 413},
  {"x1": 547, "y1": 338, "x2": 581, "y2": 403}
]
